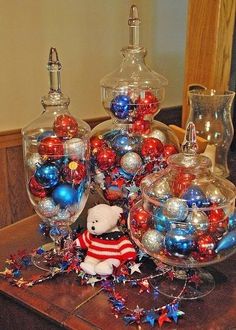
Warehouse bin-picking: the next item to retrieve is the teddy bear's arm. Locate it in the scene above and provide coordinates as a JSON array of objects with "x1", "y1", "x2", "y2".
[
  {"x1": 74, "y1": 230, "x2": 91, "y2": 249},
  {"x1": 118, "y1": 237, "x2": 137, "y2": 261}
]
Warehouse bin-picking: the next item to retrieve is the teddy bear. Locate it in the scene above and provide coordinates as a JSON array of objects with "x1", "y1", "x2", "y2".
[{"x1": 74, "y1": 204, "x2": 136, "y2": 275}]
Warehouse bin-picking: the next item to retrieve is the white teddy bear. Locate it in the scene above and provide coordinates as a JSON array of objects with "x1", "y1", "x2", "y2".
[{"x1": 74, "y1": 204, "x2": 136, "y2": 275}]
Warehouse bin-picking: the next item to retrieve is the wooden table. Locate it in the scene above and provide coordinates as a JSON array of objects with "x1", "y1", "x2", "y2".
[{"x1": 1, "y1": 154, "x2": 236, "y2": 330}]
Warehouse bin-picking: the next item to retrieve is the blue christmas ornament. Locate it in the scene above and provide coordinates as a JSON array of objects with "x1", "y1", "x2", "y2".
[
  {"x1": 52, "y1": 156, "x2": 69, "y2": 168},
  {"x1": 215, "y1": 230, "x2": 236, "y2": 253},
  {"x1": 164, "y1": 227, "x2": 196, "y2": 257},
  {"x1": 37, "y1": 130, "x2": 55, "y2": 142},
  {"x1": 181, "y1": 185, "x2": 206, "y2": 207},
  {"x1": 153, "y1": 208, "x2": 171, "y2": 232},
  {"x1": 110, "y1": 95, "x2": 131, "y2": 120},
  {"x1": 52, "y1": 183, "x2": 77, "y2": 208},
  {"x1": 111, "y1": 133, "x2": 140, "y2": 155},
  {"x1": 35, "y1": 163, "x2": 59, "y2": 188},
  {"x1": 228, "y1": 212, "x2": 236, "y2": 231},
  {"x1": 103, "y1": 129, "x2": 121, "y2": 141},
  {"x1": 118, "y1": 167, "x2": 134, "y2": 180}
]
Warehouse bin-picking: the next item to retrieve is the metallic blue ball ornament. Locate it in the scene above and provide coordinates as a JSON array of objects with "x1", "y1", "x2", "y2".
[
  {"x1": 163, "y1": 197, "x2": 188, "y2": 221},
  {"x1": 52, "y1": 183, "x2": 77, "y2": 208},
  {"x1": 181, "y1": 185, "x2": 206, "y2": 207},
  {"x1": 110, "y1": 95, "x2": 131, "y2": 120},
  {"x1": 164, "y1": 227, "x2": 196, "y2": 257},
  {"x1": 35, "y1": 163, "x2": 59, "y2": 188},
  {"x1": 118, "y1": 167, "x2": 134, "y2": 180},
  {"x1": 153, "y1": 208, "x2": 171, "y2": 232},
  {"x1": 37, "y1": 130, "x2": 55, "y2": 142},
  {"x1": 228, "y1": 212, "x2": 236, "y2": 231},
  {"x1": 111, "y1": 133, "x2": 140, "y2": 155},
  {"x1": 215, "y1": 230, "x2": 236, "y2": 253}
]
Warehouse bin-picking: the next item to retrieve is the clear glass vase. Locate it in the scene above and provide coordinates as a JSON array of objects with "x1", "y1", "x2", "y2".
[{"x1": 187, "y1": 89, "x2": 235, "y2": 177}]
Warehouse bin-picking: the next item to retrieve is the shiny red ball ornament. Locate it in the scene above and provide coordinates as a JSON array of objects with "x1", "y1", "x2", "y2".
[
  {"x1": 61, "y1": 160, "x2": 86, "y2": 185},
  {"x1": 29, "y1": 176, "x2": 47, "y2": 198},
  {"x1": 132, "y1": 207, "x2": 151, "y2": 230},
  {"x1": 136, "y1": 91, "x2": 159, "y2": 116},
  {"x1": 131, "y1": 119, "x2": 151, "y2": 135},
  {"x1": 163, "y1": 144, "x2": 178, "y2": 159},
  {"x1": 104, "y1": 186, "x2": 123, "y2": 201},
  {"x1": 90, "y1": 136, "x2": 106, "y2": 153},
  {"x1": 53, "y1": 114, "x2": 78, "y2": 139},
  {"x1": 172, "y1": 172, "x2": 196, "y2": 196},
  {"x1": 38, "y1": 136, "x2": 64, "y2": 160},
  {"x1": 141, "y1": 137, "x2": 164, "y2": 159},
  {"x1": 197, "y1": 234, "x2": 216, "y2": 257},
  {"x1": 208, "y1": 207, "x2": 228, "y2": 234},
  {"x1": 96, "y1": 147, "x2": 116, "y2": 171}
]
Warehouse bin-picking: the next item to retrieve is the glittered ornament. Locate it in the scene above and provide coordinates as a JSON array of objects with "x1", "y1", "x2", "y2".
[
  {"x1": 228, "y1": 212, "x2": 236, "y2": 231},
  {"x1": 136, "y1": 91, "x2": 159, "y2": 116},
  {"x1": 37, "y1": 197, "x2": 59, "y2": 218},
  {"x1": 197, "y1": 234, "x2": 216, "y2": 256},
  {"x1": 148, "y1": 129, "x2": 166, "y2": 144},
  {"x1": 142, "y1": 229, "x2": 164, "y2": 253},
  {"x1": 163, "y1": 198, "x2": 188, "y2": 221},
  {"x1": 163, "y1": 144, "x2": 178, "y2": 159},
  {"x1": 35, "y1": 163, "x2": 59, "y2": 188},
  {"x1": 215, "y1": 230, "x2": 236, "y2": 253},
  {"x1": 52, "y1": 208, "x2": 71, "y2": 222},
  {"x1": 104, "y1": 185, "x2": 124, "y2": 201},
  {"x1": 153, "y1": 208, "x2": 171, "y2": 232},
  {"x1": 165, "y1": 227, "x2": 196, "y2": 257},
  {"x1": 151, "y1": 178, "x2": 171, "y2": 201},
  {"x1": 120, "y1": 152, "x2": 142, "y2": 175},
  {"x1": 172, "y1": 172, "x2": 196, "y2": 196},
  {"x1": 53, "y1": 114, "x2": 79, "y2": 139},
  {"x1": 29, "y1": 176, "x2": 48, "y2": 198},
  {"x1": 205, "y1": 183, "x2": 226, "y2": 204},
  {"x1": 64, "y1": 137, "x2": 85, "y2": 160},
  {"x1": 131, "y1": 119, "x2": 151, "y2": 135},
  {"x1": 26, "y1": 153, "x2": 42, "y2": 171},
  {"x1": 141, "y1": 137, "x2": 164, "y2": 159},
  {"x1": 90, "y1": 136, "x2": 106, "y2": 152},
  {"x1": 181, "y1": 185, "x2": 206, "y2": 207},
  {"x1": 52, "y1": 183, "x2": 77, "y2": 208},
  {"x1": 96, "y1": 147, "x2": 116, "y2": 171},
  {"x1": 61, "y1": 160, "x2": 86, "y2": 184},
  {"x1": 111, "y1": 133, "x2": 140, "y2": 155},
  {"x1": 132, "y1": 207, "x2": 151, "y2": 230},
  {"x1": 110, "y1": 95, "x2": 131, "y2": 120},
  {"x1": 208, "y1": 207, "x2": 228, "y2": 234},
  {"x1": 187, "y1": 209, "x2": 209, "y2": 234},
  {"x1": 38, "y1": 136, "x2": 64, "y2": 160}
]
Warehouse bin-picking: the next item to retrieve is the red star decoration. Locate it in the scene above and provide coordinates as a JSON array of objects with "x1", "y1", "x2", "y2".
[
  {"x1": 158, "y1": 311, "x2": 172, "y2": 327},
  {"x1": 138, "y1": 279, "x2": 151, "y2": 294}
]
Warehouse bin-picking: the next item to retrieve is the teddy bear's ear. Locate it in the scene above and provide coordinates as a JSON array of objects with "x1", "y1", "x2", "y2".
[{"x1": 111, "y1": 205, "x2": 123, "y2": 217}]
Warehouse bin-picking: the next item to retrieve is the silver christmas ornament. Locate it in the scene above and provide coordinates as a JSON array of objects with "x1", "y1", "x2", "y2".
[
  {"x1": 52, "y1": 208, "x2": 71, "y2": 222},
  {"x1": 27, "y1": 153, "x2": 42, "y2": 171},
  {"x1": 37, "y1": 197, "x2": 59, "y2": 218},
  {"x1": 205, "y1": 183, "x2": 226, "y2": 204},
  {"x1": 163, "y1": 197, "x2": 188, "y2": 221},
  {"x1": 64, "y1": 137, "x2": 85, "y2": 160},
  {"x1": 148, "y1": 129, "x2": 166, "y2": 144},
  {"x1": 152, "y1": 178, "x2": 171, "y2": 200},
  {"x1": 141, "y1": 229, "x2": 164, "y2": 253},
  {"x1": 187, "y1": 209, "x2": 209, "y2": 233},
  {"x1": 120, "y1": 151, "x2": 142, "y2": 174}
]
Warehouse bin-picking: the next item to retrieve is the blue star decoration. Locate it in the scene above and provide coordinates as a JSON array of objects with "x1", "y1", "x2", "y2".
[
  {"x1": 123, "y1": 314, "x2": 137, "y2": 325},
  {"x1": 142, "y1": 310, "x2": 159, "y2": 327},
  {"x1": 137, "y1": 249, "x2": 149, "y2": 261},
  {"x1": 167, "y1": 303, "x2": 185, "y2": 323}
]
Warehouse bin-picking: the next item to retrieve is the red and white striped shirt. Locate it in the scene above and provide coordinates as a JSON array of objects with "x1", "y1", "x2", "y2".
[{"x1": 75, "y1": 230, "x2": 136, "y2": 261}]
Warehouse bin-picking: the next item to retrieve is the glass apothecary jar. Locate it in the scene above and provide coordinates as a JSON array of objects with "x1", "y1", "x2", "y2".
[
  {"x1": 91, "y1": 5, "x2": 179, "y2": 212},
  {"x1": 128, "y1": 122, "x2": 236, "y2": 298},
  {"x1": 22, "y1": 48, "x2": 90, "y2": 268}
]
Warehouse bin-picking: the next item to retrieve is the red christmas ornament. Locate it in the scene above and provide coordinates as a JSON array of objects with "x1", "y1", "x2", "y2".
[
  {"x1": 104, "y1": 185, "x2": 123, "y2": 201},
  {"x1": 141, "y1": 137, "x2": 164, "y2": 159},
  {"x1": 53, "y1": 114, "x2": 78, "y2": 139},
  {"x1": 131, "y1": 119, "x2": 151, "y2": 135},
  {"x1": 61, "y1": 160, "x2": 86, "y2": 184},
  {"x1": 131, "y1": 207, "x2": 151, "y2": 230},
  {"x1": 208, "y1": 207, "x2": 228, "y2": 234},
  {"x1": 197, "y1": 234, "x2": 216, "y2": 257},
  {"x1": 136, "y1": 91, "x2": 159, "y2": 116},
  {"x1": 163, "y1": 144, "x2": 178, "y2": 158},
  {"x1": 29, "y1": 176, "x2": 47, "y2": 198},
  {"x1": 172, "y1": 172, "x2": 196, "y2": 196},
  {"x1": 38, "y1": 136, "x2": 64, "y2": 160},
  {"x1": 90, "y1": 136, "x2": 106, "y2": 153},
  {"x1": 96, "y1": 147, "x2": 116, "y2": 171}
]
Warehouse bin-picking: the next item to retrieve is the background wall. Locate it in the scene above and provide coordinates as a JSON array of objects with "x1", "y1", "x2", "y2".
[{"x1": 0, "y1": 0, "x2": 187, "y2": 132}]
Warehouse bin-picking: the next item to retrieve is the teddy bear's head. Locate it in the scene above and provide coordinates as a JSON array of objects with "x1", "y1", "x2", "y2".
[{"x1": 86, "y1": 204, "x2": 123, "y2": 235}]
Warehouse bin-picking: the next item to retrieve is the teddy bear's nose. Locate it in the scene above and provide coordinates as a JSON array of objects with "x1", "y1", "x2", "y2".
[{"x1": 91, "y1": 226, "x2": 95, "y2": 231}]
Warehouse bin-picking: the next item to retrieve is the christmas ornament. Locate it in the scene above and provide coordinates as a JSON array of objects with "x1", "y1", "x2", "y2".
[
  {"x1": 141, "y1": 229, "x2": 164, "y2": 253},
  {"x1": 164, "y1": 227, "x2": 196, "y2": 257},
  {"x1": 37, "y1": 197, "x2": 59, "y2": 218},
  {"x1": 172, "y1": 172, "x2": 196, "y2": 196},
  {"x1": 120, "y1": 152, "x2": 142, "y2": 175},
  {"x1": 64, "y1": 137, "x2": 85, "y2": 159},
  {"x1": 228, "y1": 212, "x2": 236, "y2": 231},
  {"x1": 131, "y1": 207, "x2": 151, "y2": 231},
  {"x1": 153, "y1": 208, "x2": 171, "y2": 232},
  {"x1": 215, "y1": 230, "x2": 236, "y2": 253},
  {"x1": 35, "y1": 163, "x2": 59, "y2": 188},
  {"x1": 163, "y1": 144, "x2": 178, "y2": 159},
  {"x1": 197, "y1": 234, "x2": 216, "y2": 256},
  {"x1": 205, "y1": 183, "x2": 226, "y2": 204},
  {"x1": 29, "y1": 176, "x2": 48, "y2": 198},
  {"x1": 136, "y1": 91, "x2": 159, "y2": 116},
  {"x1": 163, "y1": 198, "x2": 188, "y2": 221},
  {"x1": 187, "y1": 208, "x2": 209, "y2": 234},
  {"x1": 38, "y1": 136, "x2": 64, "y2": 160},
  {"x1": 148, "y1": 129, "x2": 166, "y2": 143},
  {"x1": 61, "y1": 160, "x2": 86, "y2": 185},
  {"x1": 110, "y1": 95, "x2": 131, "y2": 120},
  {"x1": 141, "y1": 137, "x2": 164, "y2": 159},
  {"x1": 52, "y1": 183, "x2": 77, "y2": 208},
  {"x1": 90, "y1": 135, "x2": 106, "y2": 153},
  {"x1": 37, "y1": 130, "x2": 55, "y2": 142},
  {"x1": 53, "y1": 114, "x2": 79, "y2": 139},
  {"x1": 96, "y1": 147, "x2": 116, "y2": 171},
  {"x1": 111, "y1": 133, "x2": 140, "y2": 155},
  {"x1": 131, "y1": 119, "x2": 151, "y2": 135},
  {"x1": 151, "y1": 178, "x2": 171, "y2": 201},
  {"x1": 52, "y1": 208, "x2": 71, "y2": 222},
  {"x1": 181, "y1": 185, "x2": 206, "y2": 207},
  {"x1": 26, "y1": 153, "x2": 42, "y2": 171}
]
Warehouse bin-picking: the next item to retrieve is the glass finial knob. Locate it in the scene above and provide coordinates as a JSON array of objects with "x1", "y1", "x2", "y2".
[
  {"x1": 128, "y1": 5, "x2": 141, "y2": 47},
  {"x1": 182, "y1": 121, "x2": 198, "y2": 155}
]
